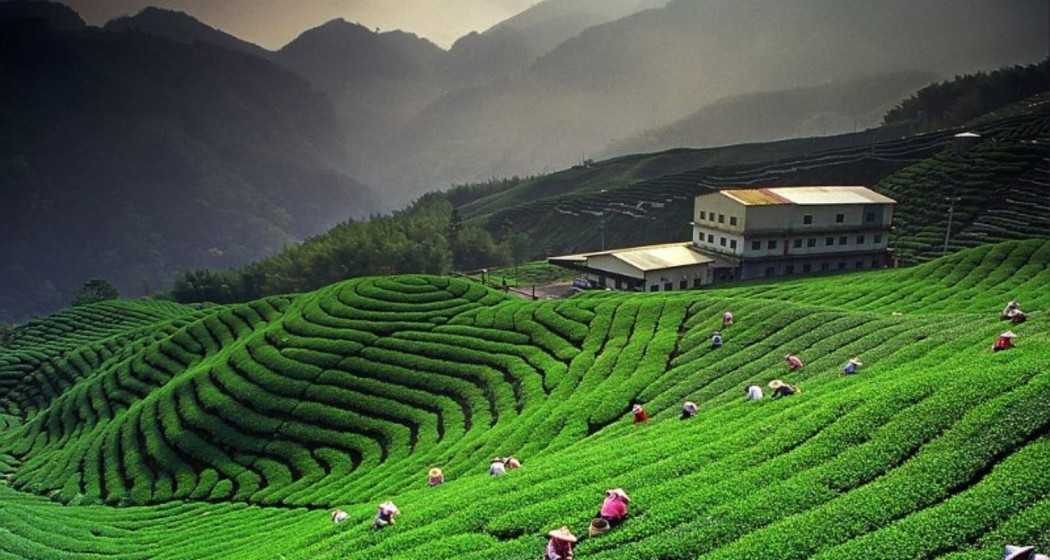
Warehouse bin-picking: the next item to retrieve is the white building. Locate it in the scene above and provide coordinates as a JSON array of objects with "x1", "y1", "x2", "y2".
[
  {"x1": 691, "y1": 186, "x2": 896, "y2": 280},
  {"x1": 547, "y1": 242, "x2": 714, "y2": 292},
  {"x1": 548, "y1": 185, "x2": 896, "y2": 290}
]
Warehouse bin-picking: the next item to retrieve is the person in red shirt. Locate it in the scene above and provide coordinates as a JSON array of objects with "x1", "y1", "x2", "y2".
[
  {"x1": 598, "y1": 489, "x2": 630, "y2": 526},
  {"x1": 993, "y1": 331, "x2": 1018, "y2": 352},
  {"x1": 631, "y1": 404, "x2": 649, "y2": 424}
]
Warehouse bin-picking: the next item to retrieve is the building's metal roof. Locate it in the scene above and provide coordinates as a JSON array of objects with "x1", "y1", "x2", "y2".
[
  {"x1": 720, "y1": 186, "x2": 896, "y2": 206},
  {"x1": 954, "y1": 131, "x2": 982, "y2": 138},
  {"x1": 549, "y1": 242, "x2": 713, "y2": 275},
  {"x1": 611, "y1": 243, "x2": 714, "y2": 272}
]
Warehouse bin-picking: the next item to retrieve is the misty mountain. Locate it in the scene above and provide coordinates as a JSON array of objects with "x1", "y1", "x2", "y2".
[
  {"x1": 273, "y1": 18, "x2": 449, "y2": 164},
  {"x1": 0, "y1": 2, "x2": 376, "y2": 322},
  {"x1": 447, "y1": 0, "x2": 668, "y2": 84},
  {"x1": 378, "y1": 0, "x2": 1047, "y2": 202},
  {"x1": 603, "y1": 71, "x2": 938, "y2": 158},
  {"x1": 103, "y1": 6, "x2": 271, "y2": 59}
]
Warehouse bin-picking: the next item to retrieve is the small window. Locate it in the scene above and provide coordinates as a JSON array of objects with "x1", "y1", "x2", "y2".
[
  {"x1": 718, "y1": 214, "x2": 725, "y2": 224},
  {"x1": 720, "y1": 237, "x2": 727, "y2": 247},
  {"x1": 708, "y1": 234, "x2": 715, "y2": 243},
  {"x1": 785, "y1": 265, "x2": 795, "y2": 275},
  {"x1": 764, "y1": 267, "x2": 776, "y2": 277},
  {"x1": 664, "y1": 282, "x2": 673, "y2": 291},
  {"x1": 730, "y1": 216, "x2": 738, "y2": 226},
  {"x1": 836, "y1": 213, "x2": 845, "y2": 223},
  {"x1": 752, "y1": 241, "x2": 761, "y2": 250},
  {"x1": 825, "y1": 237, "x2": 835, "y2": 246},
  {"x1": 838, "y1": 262, "x2": 847, "y2": 270},
  {"x1": 866, "y1": 211, "x2": 876, "y2": 222},
  {"x1": 821, "y1": 262, "x2": 830, "y2": 272},
  {"x1": 856, "y1": 235, "x2": 865, "y2": 244},
  {"x1": 855, "y1": 261, "x2": 864, "y2": 269},
  {"x1": 699, "y1": 211, "x2": 706, "y2": 220},
  {"x1": 768, "y1": 240, "x2": 778, "y2": 249},
  {"x1": 803, "y1": 215, "x2": 813, "y2": 225},
  {"x1": 807, "y1": 238, "x2": 817, "y2": 248},
  {"x1": 839, "y1": 236, "x2": 848, "y2": 245},
  {"x1": 650, "y1": 285, "x2": 658, "y2": 292},
  {"x1": 871, "y1": 260, "x2": 880, "y2": 270},
  {"x1": 693, "y1": 277, "x2": 703, "y2": 288},
  {"x1": 793, "y1": 239, "x2": 803, "y2": 248},
  {"x1": 874, "y1": 234, "x2": 883, "y2": 244},
  {"x1": 679, "y1": 279, "x2": 688, "y2": 289},
  {"x1": 730, "y1": 239, "x2": 738, "y2": 250},
  {"x1": 803, "y1": 263, "x2": 812, "y2": 273}
]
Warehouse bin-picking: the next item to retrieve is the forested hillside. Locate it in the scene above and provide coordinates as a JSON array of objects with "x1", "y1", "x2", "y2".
[
  {"x1": 1, "y1": 240, "x2": 1049, "y2": 558},
  {"x1": 885, "y1": 59, "x2": 1050, "y2": 132},
  {"x1": 0, "y1": 4, "x2": 375, "y2": 322}
]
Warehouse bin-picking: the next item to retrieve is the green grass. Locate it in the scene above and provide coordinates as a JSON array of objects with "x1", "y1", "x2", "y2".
[{"x1": 0, "y1": 240, "x2": 1049, "y2": 559}]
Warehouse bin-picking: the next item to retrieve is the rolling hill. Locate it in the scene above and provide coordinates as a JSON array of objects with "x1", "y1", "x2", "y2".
[{"x1": 0, "y1": 239, "x2": 1049, "y2": 558}]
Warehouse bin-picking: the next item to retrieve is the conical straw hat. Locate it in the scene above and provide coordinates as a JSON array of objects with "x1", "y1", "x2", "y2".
[
  {"x1": 1002, "y1": 331, "x2": 1019, "y2": 338},
  {"x1": 548, "y1": 526, "x2": 577, "y2": 543},
  {"x1": 1005, "y1": 545, "x2": 1035, "y2": 560},
  {"x1": 607, "y1": 488, "x2": 630, "y2": 502},
  {"x1": 429, "y1": 468, "x2": 442, "y2": 478},
  {"x1": 768, "y1": 379, "x2": 785, "y2": 390}
]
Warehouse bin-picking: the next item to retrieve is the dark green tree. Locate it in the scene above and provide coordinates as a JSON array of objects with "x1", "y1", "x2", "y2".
[
  {"x1": 0, "y1": 323, "x2": 13, "y2": 347},
  {"x1": 72, "y1": 279, "x2": 120, "y2": 306}
]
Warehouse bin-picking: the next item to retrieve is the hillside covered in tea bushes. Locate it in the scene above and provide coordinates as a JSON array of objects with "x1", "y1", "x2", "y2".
[{"x1": 0, "y1": 240, "x2": 1049, "y2": 559}]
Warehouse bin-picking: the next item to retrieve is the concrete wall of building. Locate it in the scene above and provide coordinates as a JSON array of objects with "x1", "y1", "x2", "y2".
[
  {"x1": 739, "y1": 252, "x2": 890, "y2": 280},
  {"x1": 745, "y1": 203, "x2": 893, "y2": 233},
  {"x1": 739, "y1": 204, "x2": 892, "y2": 258},
  {"x1": 694, "y1": 193, "x2": 747, "y2": 233},
  {"x1": 643, "y1": 264, "x2": 711, "y2": 292},
  {"x1": 692, "y1": 226, "x2": 744, "y2": 256},
  {"x1": 587, "y1": 254, "x2": 644, "y2": 281}
]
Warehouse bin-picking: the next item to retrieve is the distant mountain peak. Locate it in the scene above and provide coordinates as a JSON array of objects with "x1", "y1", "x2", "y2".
[
  {"x1": 104, "y1": 5, "x2": 270, "y2": 57},
  {"x1": 0, "y1": 0, "x2": 86, "y2": 30}
]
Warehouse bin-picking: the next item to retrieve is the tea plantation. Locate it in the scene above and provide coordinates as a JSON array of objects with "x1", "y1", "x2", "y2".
[{"x1": 1, "y1": 240, "x2": 1049, "y2": 559}]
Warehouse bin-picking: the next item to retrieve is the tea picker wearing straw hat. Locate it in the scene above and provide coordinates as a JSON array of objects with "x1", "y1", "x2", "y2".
[
  {"x1": 427, "y1": 467, "x2": 444, "y2": 486},
  {"x1": 372, "y1": 501, "x2": 400, "y2": 530},
  {"x1": 769, "y1": 379, "x2": 799, "y2": 399},
  {"x1": 596, "y1": 488, "x2": 630, "y2": 527},
  {"x1": 842, "y1": 357, "x2": 863, "y2": 375},
  {"x1": 544, "y1": 526, "x2": 577, "y2": 560},
  {"x1": 993, "y1": 331, "x2": 1018, "y2": 352}
]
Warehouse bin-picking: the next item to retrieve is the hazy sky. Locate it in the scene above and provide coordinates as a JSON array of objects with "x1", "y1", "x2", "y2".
[{"x1": 61, "y1": 0, "x2": 539, "y2": 49}]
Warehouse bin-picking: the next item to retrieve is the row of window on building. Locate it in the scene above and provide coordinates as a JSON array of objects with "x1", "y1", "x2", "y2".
[
  {"x1": 697, "y1": 210, "x2": 880, "y2": 226},
  {"x1": 697, "y1": 211, "x2": 738, "y2": 226},
  {"x1": 764, "y1": 259, "x2": 882, "y2": 277},
  {"x1": 700, "y1": 233, "x2": 883, "y2": 250},
  {"x1": 648, "y1": 277, "x2": 705, "y2": 292}
]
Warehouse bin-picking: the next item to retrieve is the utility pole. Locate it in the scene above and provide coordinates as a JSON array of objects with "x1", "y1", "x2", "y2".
[{"x1": 942, "y1": 195, "x2": 962, "y2": 255}]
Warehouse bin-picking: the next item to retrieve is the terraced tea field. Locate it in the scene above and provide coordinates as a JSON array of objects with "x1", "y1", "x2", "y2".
[
  {"x1": 478, "y1": 104, "x2": 1050, "y2": 262},
  {"x1": 1, "y1": 240, "x2": 1049, "y2": 559}
]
